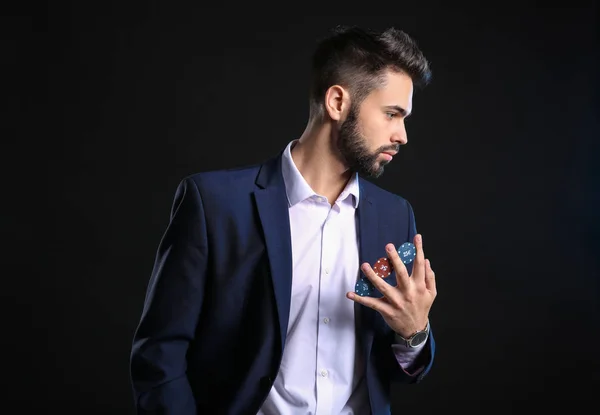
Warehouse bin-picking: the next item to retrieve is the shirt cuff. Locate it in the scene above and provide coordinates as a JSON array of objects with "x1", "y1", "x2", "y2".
[{"x1": 391, "y1": 324, "x2": 428, "y2": 376}]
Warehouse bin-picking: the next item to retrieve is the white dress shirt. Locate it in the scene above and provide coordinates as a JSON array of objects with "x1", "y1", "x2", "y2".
[{"x1": 258, "y1": 141, "x2": 424, "y2": 415}]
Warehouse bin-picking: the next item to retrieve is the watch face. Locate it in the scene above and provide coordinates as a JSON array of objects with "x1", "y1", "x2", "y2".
[{"x1": 410, "y1": 331, "x2": 428, "y2": 347}]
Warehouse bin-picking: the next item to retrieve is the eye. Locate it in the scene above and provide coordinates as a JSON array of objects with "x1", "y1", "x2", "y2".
[{"x1": 385, "y1": 112, "x2": 397, "y2": 119}]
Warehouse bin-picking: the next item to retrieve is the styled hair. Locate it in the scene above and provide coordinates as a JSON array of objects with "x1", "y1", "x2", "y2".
[{"x1": 308, "y1": 26, "x2": 432, "y2": 119}]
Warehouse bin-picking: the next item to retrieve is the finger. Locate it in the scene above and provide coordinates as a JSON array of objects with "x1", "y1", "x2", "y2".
[
  {"x1": 346, "y1": 291, "x2": 394, "y2": 316},
  {"x1": 385, "y1": 244, "x2": 410, "y2": 290},
  {"x1": 425, "y1": 259, "x2": 437, "y2": 294},
  {"x1": 412, "y1": 234, "x2": 426, "y2": 282},
  {"x1": 360, "y1": 262, "x2": 399, "y2": 299}
]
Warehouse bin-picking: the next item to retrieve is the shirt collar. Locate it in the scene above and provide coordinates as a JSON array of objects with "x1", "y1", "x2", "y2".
[{"x1": 281, "y1": 140, "x2": 360, "y2": 208}]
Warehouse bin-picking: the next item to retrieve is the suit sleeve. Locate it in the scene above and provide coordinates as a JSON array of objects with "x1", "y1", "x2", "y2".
[
  {"x1": 129, "y1": 177, "x2": 208, "y2": 414},
  {"x1": 389, "y1": 199, "x2": 436, "y2": 384}
]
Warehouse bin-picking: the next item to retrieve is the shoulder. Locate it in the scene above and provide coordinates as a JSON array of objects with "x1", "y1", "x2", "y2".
[
  {"x1": 179, "y1": 152, "x2": 276, "y2": 194},
  {"x1": 174, "y1": 154, "x2": 280, "y2": 206}
]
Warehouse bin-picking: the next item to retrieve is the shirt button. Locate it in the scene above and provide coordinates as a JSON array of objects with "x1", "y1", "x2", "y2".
[
  {"x1": 323, "y1": 317, "x2": 330, "y2": 324},
  {"x1": 324, "y1": 268, "x2": 329, "y2": 275},
  {"x1": 320, "y1": 369, "x2": 328, "y2": 377}
]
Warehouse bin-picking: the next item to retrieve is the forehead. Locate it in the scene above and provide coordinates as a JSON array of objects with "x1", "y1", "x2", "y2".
[{"x1": 363, "y1": 70, "x2": 414, "y2": 112}]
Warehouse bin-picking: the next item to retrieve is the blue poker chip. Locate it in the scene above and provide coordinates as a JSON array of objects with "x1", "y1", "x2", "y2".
[
  {"x1": 397, "y1": 242, "x2": 416, "y2": 264},
  {"x1": 355, "y1": 278, "x2": 374, "y2": 297},
  {"x1": 355, "y1": 276, "x2": 396, "y2": 297}
]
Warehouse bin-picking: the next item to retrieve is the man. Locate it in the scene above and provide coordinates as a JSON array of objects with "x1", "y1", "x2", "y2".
[{"x1": 130, "y1": 25, "x2": 437, "y2": 414}]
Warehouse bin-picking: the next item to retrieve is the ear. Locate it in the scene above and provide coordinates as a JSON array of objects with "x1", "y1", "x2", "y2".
[{"x1": 324, "y1": 85, "x2": 351, "y2": 121}]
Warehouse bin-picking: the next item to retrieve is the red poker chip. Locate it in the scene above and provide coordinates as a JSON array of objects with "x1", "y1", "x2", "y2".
[{"x1": 373, "y1": 257, "x2": 392, "y2": 277}]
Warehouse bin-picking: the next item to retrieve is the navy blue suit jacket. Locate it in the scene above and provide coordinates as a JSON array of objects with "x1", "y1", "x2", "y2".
[{"x1": 130, "y1": 150, "x2": 435, "y2": 414}]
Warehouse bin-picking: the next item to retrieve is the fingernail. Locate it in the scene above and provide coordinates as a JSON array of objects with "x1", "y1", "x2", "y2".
[{"x1": 387, "y1": 245, "x2": 394, "y2": 252}]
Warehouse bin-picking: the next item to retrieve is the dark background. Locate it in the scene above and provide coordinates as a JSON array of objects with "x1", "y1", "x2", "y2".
[{"x1": 6, "y1": 2, "x2": 599, "y2": 414}]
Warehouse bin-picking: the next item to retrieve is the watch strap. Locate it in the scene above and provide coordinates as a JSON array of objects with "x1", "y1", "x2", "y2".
[{"x1": 394, "y1": 321, "x2": 430, "y2": 348}]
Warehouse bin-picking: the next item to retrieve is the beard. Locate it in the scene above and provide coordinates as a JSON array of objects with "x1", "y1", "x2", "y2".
[{"x1": 337, "y1": 104, "x2": 399, "y2": 179}]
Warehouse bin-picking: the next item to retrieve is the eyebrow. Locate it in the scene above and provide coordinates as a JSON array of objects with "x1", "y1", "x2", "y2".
[{"x1": 384, "y1": 105, "x2": 412, "y2": 118}]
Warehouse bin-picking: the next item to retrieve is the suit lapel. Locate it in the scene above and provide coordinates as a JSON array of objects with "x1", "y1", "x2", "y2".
[
  {"x1": 356, "y1": 179, "x2": 379, "y2": 359},
  {"x1": 253, "y1": 159, "x2": 381, "y2": 357},
  {"x1": 253, "y1": 154, "x2": 293, "y2": 350}
]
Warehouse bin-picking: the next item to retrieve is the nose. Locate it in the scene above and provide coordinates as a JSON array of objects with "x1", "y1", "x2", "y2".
[{"x1": 391, "y1": 120, "x2": 408, "y2": 145}]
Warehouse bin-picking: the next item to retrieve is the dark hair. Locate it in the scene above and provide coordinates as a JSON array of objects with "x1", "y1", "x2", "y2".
[{"x1": 308, "y1": 26, "x2": 431, "y2": 119}]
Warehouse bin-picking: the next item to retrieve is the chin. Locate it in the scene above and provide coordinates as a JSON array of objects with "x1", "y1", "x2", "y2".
[{"x1": 367, "y1": 166, "x2": 385, "y2": 178}]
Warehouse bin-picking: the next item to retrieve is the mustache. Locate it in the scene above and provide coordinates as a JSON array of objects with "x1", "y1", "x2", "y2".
[{"x1": 379, "y1": 145, "x2": 400, "y2": 154}]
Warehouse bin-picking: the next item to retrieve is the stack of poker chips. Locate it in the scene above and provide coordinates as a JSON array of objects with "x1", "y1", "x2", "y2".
[{"x1": 354, "y1": 242, "x2": 417, "y2": 297}]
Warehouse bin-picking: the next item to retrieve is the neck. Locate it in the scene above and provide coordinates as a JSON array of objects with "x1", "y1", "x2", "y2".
[{"x1": 290, "y1": 118, "x2": 353, "y2": 204}]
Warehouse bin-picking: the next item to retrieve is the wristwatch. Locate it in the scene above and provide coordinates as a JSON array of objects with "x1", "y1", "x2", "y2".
[{"x1": 394, "y1": 321, "x2": 430, "y2": 348}]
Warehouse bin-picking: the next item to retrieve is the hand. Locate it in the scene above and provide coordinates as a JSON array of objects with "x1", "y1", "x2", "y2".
[{"x1": 346, "y1": 234, "x2": 437, "y2": 338}]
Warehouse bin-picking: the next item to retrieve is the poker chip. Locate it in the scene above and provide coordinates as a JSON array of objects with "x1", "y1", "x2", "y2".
[
  {"x1": 372, "y1": 257, "x2": 392, "y2": 277},
  {"x1": 397, "y1": 242, "x2": 416, "y2": 264},
  {"x1": 355, "y1": 278, "x2": 374, "y2": 297}
]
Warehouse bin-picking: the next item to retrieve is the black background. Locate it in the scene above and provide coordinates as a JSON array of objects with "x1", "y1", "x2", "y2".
[{"x1": 6, "y1": 2, "x2": 599, "y2": 413}]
